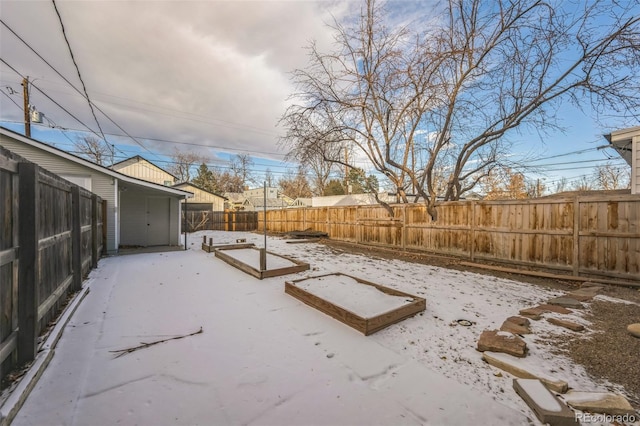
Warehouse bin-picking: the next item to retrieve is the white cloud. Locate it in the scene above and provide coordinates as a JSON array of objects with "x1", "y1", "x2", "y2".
[{"x1": 0, "y1": 0, "x2": 350, "y2": 161}]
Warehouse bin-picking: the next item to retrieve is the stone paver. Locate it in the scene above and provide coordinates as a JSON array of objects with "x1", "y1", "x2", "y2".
[
  {"x1": 482, "y1": 352, "x2": 568, "y2": 393},
  {"x1": 563, "y1": 391, "x2": 635, "y2": 416},
  {"x1": 627, "y1": 323, "x2": 640, "y2": 338},
  {"x1": 513, "y1": 379, "x2": 577, "y2": 426},
  {"x1": 547, "y1": 318, "x2": 584, "y2": 332},
  {"x1": 477, "y1": 330, "x2": 527, "y2": 357},
  {"x1": 547, "y1": 297, "x2": 584, "y2": 309},
  {"x1": 536, "y1": 304, "x2": 573, "y2": 315}
]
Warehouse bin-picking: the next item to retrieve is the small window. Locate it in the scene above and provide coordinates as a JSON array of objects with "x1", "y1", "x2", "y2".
[{"x1": 164, "y1": 180, "x2": 172, "y2": 186}]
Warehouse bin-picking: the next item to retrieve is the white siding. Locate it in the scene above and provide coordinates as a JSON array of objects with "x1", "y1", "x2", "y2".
[
  {"x1": 0, "y1": 134, "x2": 118, "y2": 253},
  {"x1": 113, "y1": 159, "x2": 174, "y2": 186},
  {"x1": 177, "y1": 184, "x2": 225, "y2": 211}
]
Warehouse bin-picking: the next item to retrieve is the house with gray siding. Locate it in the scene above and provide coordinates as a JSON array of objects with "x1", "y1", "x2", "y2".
[
  {"x1": 0, "y1": 127, "x2": 192, "y2": 254},
  {"x1": 605, "y1": 126, "x2": 640, "y2": 195}
]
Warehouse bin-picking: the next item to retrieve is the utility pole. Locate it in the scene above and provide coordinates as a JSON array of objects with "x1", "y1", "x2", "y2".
[{"x1": 22, "y1": 77, "x2": 30, "y2": 137}]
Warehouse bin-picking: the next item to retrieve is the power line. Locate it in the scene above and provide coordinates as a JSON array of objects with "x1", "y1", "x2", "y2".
[
  {"x1": 1, "y1": 17, "x2": 163, "y2": 163},
  {"x1": 0, "y1": 87, "x2": 22, "y2": 111},
  {"x1": 0, "y1": 57, "x2": 104, "y2": 140},
  {"x1": 49, "y1": 0, "x2": 106, "y2": 142}
]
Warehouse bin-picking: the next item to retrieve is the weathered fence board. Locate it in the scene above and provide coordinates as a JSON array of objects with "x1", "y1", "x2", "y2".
[
  {"x1": 0, "y1": 147, "x2": 104, "y2": 384},
  {"x1": 260, "y1": 196, "x2": 640, "y2": 282},
  {"x1": 183, "y1": 210, "x2": 257, "y2": 232}
]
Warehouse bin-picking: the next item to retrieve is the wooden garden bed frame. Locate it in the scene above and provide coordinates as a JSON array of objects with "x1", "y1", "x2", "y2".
[
  {"x1": 202, "y1": 242, "x2": 255, "y2": 253},
  {"x1": 285, "y1": 273, "x2": 426, "y2": 335},
  {"x1": 214, "y1": 246, "x2": 310, "y2": 279},
  {"x1": 201, "y1": 235, "x2": 255, "y2": 252}
]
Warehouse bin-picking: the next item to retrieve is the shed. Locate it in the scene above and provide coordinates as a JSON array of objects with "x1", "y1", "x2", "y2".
[
  {"x1": 0, "y1": 127, "x2": 193, "y2": 253},
  {"x1": 604, "y1": 126, "x2": 640, "y2": 195},
  {"x1": 173, "y1": 182, "x2": 226, "y2": 211}
]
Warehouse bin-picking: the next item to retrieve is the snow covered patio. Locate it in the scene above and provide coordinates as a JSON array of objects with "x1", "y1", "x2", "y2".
[{"x1": 9, "y1": 231, "x2": 622, "y2": 425}]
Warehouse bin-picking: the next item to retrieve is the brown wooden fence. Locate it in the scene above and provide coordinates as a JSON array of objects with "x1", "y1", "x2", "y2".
[
  {"x1": 259, "y1": 196, "x2": 640, "y2": 282},
  {"x1": 0, "y1": 147, "x2": 104, "y2": 382},
  {"x1": 184, "y1": 210, "x2": 257, "y2": 232}
]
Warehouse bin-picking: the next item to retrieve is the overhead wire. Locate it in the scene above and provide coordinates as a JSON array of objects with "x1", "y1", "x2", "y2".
[
  {"x1": 0, "y1": 87, "x2": 22, "y2": 111},
  {"x1": 1, "y1": 17, "x2": 164, "y2": 163},
  {"x1": 49, "y1": 0, "x2": 106, "y2": 142},
  {"x1": 0, "y1": 57, "x2": 105, "y2": 140}
]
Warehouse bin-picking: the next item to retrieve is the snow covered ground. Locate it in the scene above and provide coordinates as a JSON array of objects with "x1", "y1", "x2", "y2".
[{"x1": 11, "y1": 231, "x2": 632, "y2": 425}]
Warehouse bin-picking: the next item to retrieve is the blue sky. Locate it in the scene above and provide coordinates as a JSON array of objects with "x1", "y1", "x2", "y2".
[{"x1": 1, "y1": 0, "x2": 636, "y2": 192}]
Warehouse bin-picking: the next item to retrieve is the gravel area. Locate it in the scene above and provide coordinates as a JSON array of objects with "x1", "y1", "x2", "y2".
[{"x1": 553, "y1": 299, "x2": 640, "y2": 408}]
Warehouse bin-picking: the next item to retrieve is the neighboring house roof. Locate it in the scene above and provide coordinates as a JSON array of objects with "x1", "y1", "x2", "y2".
[
  {"x1": 0, "y1": 126, "x2": 192, "y2": 198},
  {"x1": 224, "y1": 192, "x2": 246, "y2": 203},
  {"x1": 111, "y1": 154, "x2": 177, "y2": 178},
  {"x1": 243, "y1": 197, "x2": 289, "y2": 209},
  {"x1": 290, "y1": 197, "x2": 312, "y2": 207},
  {"x1": 311, "y1": 193, "x2": 385, "y2": 207},
  {"x1": 604, "y1": 126, "x2": 638, "y2": 166},
  {"x1": 173, "y1": 182, "x2": 227, "y2": 200}
]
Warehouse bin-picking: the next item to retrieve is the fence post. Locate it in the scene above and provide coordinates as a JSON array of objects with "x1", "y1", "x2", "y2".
[
  {"x1": 402, "y1": 204, "x2": 407, "y2": 251},
  {"x1": 71, "y1": 186, "x2": 82, "y2": 291},
  {"x1": 470, "y1": 201, "x2": 476, "y2": 262},
  {"x1": 17, "y1": 162, "x2": 38, "y2": 364},
  {"x1": 91, "y1": 194, "x2": 98, "y2": 268},
  {"x1": 102, "y1": 201, "x2": 107, "y2": 253},
  {"x1": 572, "y1": 196, "x2": 580, "y2": 276}
]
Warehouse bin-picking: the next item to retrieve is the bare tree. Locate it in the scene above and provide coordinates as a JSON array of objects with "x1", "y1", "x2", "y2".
[
  {"x1": 282, "y1": 0, "x2": 640, "y2": 219},
  {"x1": 230, "y1": 154, "x2": 254, "y2": 189},
  {"x1": 278, "y1": 167, "x2": 313, "y2": 199},
  {"x1": 573, "y1": 176, "x2": 594, "y2": 191},
  {"x1": 554, "y1": 177, "x2": 570, "y2": 194},
  {"x1": 283, "y1": 130, "x2": 343, "y2": 195},
  {"x1": 481, "y1": 167, "x2": 528, "y2": 200},
  {"x1": 264, "y1": 168, "x2": 275, "y2": 187},
  {"x1": 74, "y1": 136, "x2": 111, "y2": 166},
  {"x1": 169, "y1": 148, "x2": 204, "y2": 183},
  {"x1": 595, "y1": 162, "x2": 630, "y2": 190}
]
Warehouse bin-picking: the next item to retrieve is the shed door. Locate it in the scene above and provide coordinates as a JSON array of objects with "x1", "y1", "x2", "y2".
[{"x1": 147, "y1": 197, "x2": 170, "y2": 246}]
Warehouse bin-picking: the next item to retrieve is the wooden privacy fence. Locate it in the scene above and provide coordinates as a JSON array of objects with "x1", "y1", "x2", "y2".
[
  {"x1": 183, "y1": 210, "x2": 257, "y2": 232},
  {"x1": 260, "y1": 196, "x2": 640, "y2": 282},
  {"x1": 0, "y1": 148, "x2": 104, "y2": 382}
]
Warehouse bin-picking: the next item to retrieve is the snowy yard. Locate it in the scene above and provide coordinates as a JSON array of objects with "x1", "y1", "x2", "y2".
[{"x1": 11, "y1": 231, "x2": 632, "y2": 425}]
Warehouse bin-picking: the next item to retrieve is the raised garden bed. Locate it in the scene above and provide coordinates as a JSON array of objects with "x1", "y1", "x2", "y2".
[
  {"x1": 214, "y1": 247, "x2": 310, "y2": 279},
  {"x1": 285, "y1": 273, "x2": 426, "y2": 335},
  {"x1": 201, "y1": 236, "x2": 255, "y2": 253}
]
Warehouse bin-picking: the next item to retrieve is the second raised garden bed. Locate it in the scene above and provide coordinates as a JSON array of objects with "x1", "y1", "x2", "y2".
[{"x1": 285, "y1": 273, "x2": 426, "y2": 335}]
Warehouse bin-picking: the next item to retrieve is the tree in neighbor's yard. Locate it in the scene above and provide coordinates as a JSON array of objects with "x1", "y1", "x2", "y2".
[
  {"x1": 281, "y1": 0, "x2": 640, "y2": 220},
  {"x1": 594, "y1": 162, "x2": 631, "y2": 190},
  {"x1": 74, "y1": 136, "x2": 112, "y2": 166},
  {"x1": 283, "y1": 130, "x2": 343, "y2": 195},
  {"x1": 169, "y1": 148, "x2": 205, "y2": 183},
  {"x1": 278, "y1": 167, "x2": 313, "y2": 199}
]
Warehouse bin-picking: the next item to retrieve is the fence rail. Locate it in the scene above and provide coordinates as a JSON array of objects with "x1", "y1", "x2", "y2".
[
  {"x1": 259, "y1": 196, "x2": 639, "y2": 282},
  {"x1": 0, "y1": 147, "x2": 104, "y2": 382}
]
